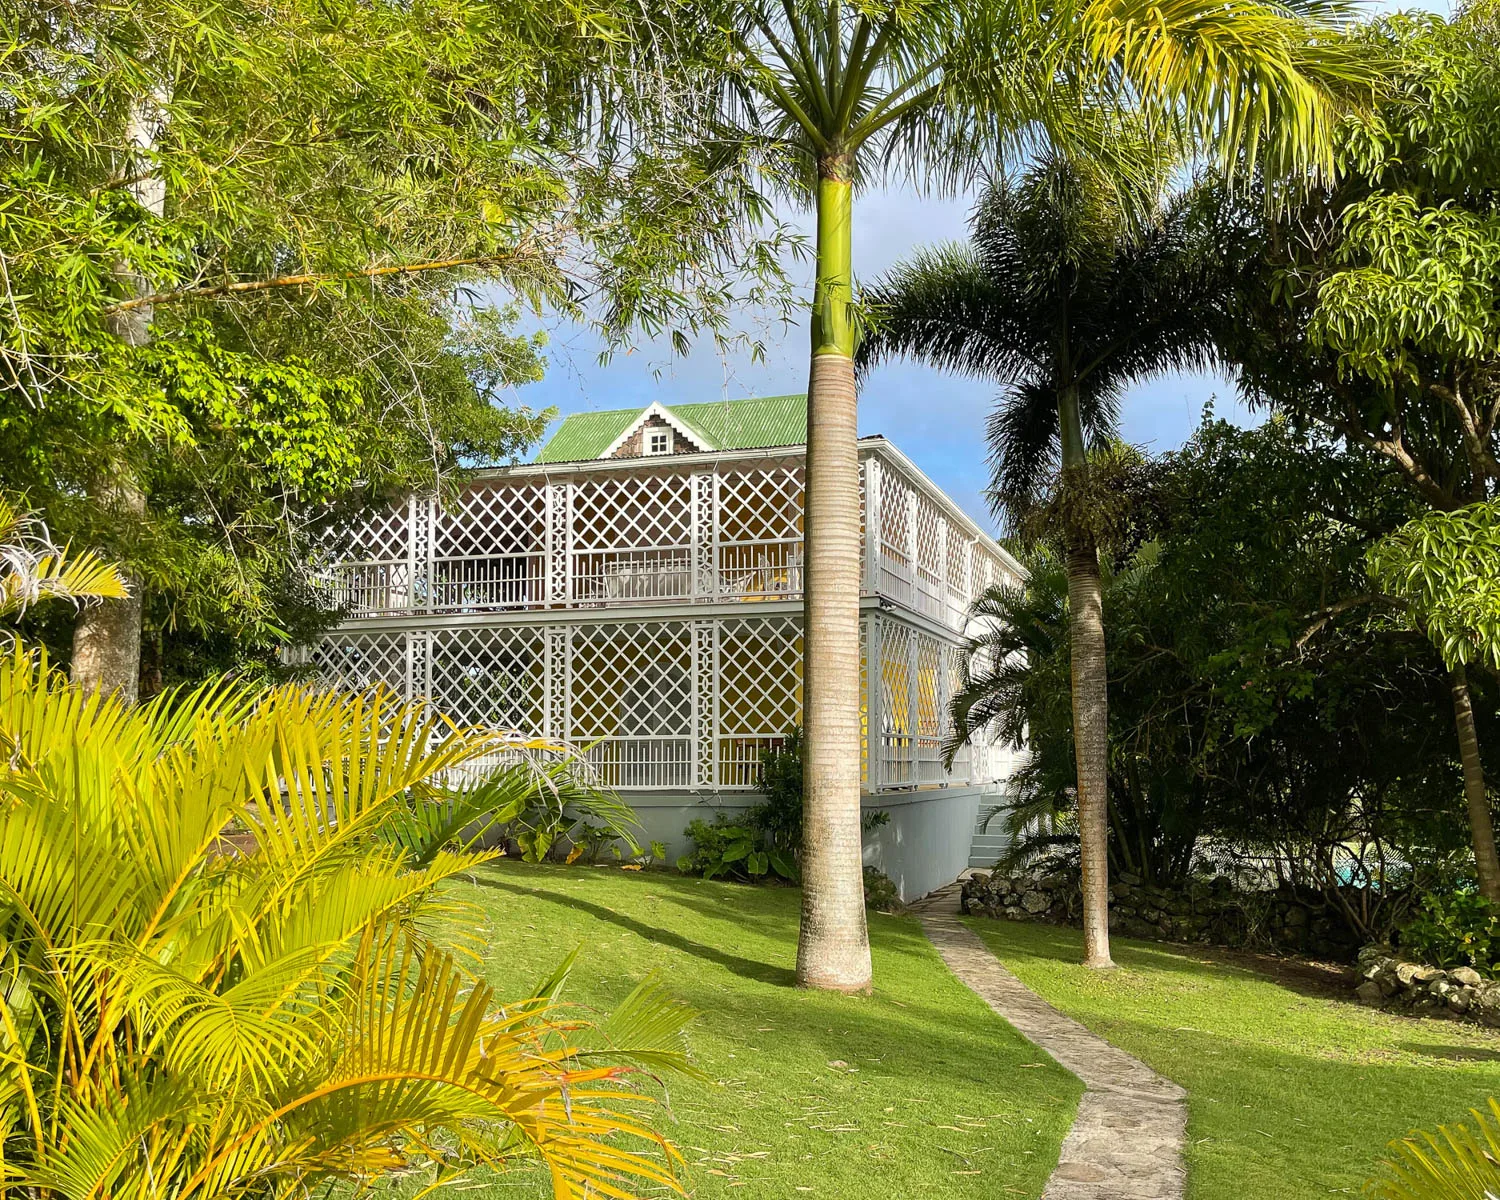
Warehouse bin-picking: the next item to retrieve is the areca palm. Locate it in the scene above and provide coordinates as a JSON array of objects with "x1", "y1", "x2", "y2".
[
  {"x1": 717, "y1": 0, "x2": 1365, "y2": 988},
  {"x1": 861, "y1": 154, "x2": 1231, "y2": 967},
  {"x1": 0, "y1": 497, "x2": 127, "y2": 619},
  {"x1": 0, "y1": 645, "x2": 691, "y2": 1200}
]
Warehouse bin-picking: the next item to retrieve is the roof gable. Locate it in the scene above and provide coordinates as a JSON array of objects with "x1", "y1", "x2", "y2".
[{"x1": 535, "y1": 395, "x2": 808, "y2": 464}]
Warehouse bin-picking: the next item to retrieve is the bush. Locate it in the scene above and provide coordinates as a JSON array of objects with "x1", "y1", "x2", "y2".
[
  {"x1": 864, "y1": 866, "x2": 902, "y2": 912},
  {"x1": 677, "y1": 730, "x2": 889, "y2": 883},
  {"x1": 677, "y1": 815, "x2": 797, "y2": 882},
  {"x1": 0, "y1": 644, "x2": 689, "y2": 1200},
  {"x1": 1400, "y1": 889, "x2": 1500, "y2": 974}
]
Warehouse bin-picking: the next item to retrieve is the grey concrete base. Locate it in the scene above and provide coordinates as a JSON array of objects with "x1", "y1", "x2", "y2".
[
  {"x1": 915, "y1": 897, "x2": 1187, "y2": 1200},
  {"x1": 620, "y1": 785, "x2": 993, "y2": 902}
]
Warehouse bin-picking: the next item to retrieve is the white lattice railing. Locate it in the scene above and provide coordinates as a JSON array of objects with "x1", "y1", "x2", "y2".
[
  {"x1": 583, "y1": 737, "x2": 694, "y2": 789},
  {"x1": 717, "y1": 540, "x2": 802, "y2": 600},
  {"x1": 572, "y1": 547, "x2": 694, "y2": 603},
  {"x1": 316, "y1": 451, "x2": 1008, "y2": 632},
  {"x1": 304, "y1": 610, "x2": 1005, "y2": 794}
]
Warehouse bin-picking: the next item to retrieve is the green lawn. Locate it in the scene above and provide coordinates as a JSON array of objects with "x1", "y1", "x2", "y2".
[
  {"x1": 437, "y1": 862, "x2": 1080, "y2": 1199},
  {"x1": 966, "y1": 917, "x2": 1500, "y2": 1200}
]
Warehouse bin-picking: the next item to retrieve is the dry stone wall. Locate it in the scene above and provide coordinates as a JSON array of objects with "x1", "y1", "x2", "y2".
[
  {"x1": 1355, "y1": 945, "x2": 1500, "y2": 1026},
  {"x1": 960, "y1": 869, "x2": 1364, "y2": 960}
]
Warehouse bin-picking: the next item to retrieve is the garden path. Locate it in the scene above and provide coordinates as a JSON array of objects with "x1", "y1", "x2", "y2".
[{"x1": 911, "y1": 887, "x2": 1187, "y2": 1200}]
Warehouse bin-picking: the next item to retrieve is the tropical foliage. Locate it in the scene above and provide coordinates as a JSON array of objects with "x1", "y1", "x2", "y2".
[
  {"x1": 1368, "y1": 1098, "x2": 1500, "y2": 1200},
  {"x1": 3, "y1": 0, "x2": 793, "y2": 692},
  {"x1": 0, "y1": 498, "x2": 127, "y2": 620},
  {"x1": 863, "y1": 152, "x2": 1240, "y2": 966},
  {"x1": 0, "y1": 645, "x2": 694, "y2": 1199},
  {"x1": 952, "y1": 418, "x2": 1484, "y2": 943}
]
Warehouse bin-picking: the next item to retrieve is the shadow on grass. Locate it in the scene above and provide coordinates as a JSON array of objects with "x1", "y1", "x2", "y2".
[
  {"x1": 473, "y1": 873, "x2": 798, "y2": 987},
  {"x1": 1400, "y1": 1042, "x2": 1500, "y2": 1062}
]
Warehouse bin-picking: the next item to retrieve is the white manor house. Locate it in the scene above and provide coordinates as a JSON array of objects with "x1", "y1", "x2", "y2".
[{"x1": 306, "y1": 394, "x2": 1022, "y2": 898}]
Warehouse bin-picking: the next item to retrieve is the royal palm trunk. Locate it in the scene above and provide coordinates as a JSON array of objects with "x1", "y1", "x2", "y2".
[
  {"x1": 1450, "y1": 664, "x2": 1500, "y2": 904},
  {"x1": 1058, "y1": 384, "x2": 1114, "y2": 969},
  {"x1": 795, "y1": 155, "x2": 872, "y2": 992}
]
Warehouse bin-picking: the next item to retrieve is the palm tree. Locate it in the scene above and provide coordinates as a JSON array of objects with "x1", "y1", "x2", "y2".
[
  {"x1": 860, "y1": 154, "x2": 1232, "y2": 967},
  {"x1": 0, "y1": 643, "x2": 693, "y2": 1199},
  {"x1": 717, "y1": 0, "x2": 1364, "y2": 988}
]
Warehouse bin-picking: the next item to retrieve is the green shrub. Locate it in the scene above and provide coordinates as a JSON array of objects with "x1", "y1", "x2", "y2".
[
  {"x1": 864, "y1": 865, "x2": 902, "y2": 912},
  {"x1": 677, "y1": 815, "x2": 796, "y2": 882},
  {"x1": 1400, "y1": 890, "x2": 1500, "y2": 974},
  {"x1": 677, "y1": 730, "x2": 890, "y2": 884}
]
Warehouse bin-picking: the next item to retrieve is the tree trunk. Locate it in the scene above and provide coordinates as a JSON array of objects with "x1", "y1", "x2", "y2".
[
  {"x1": 1058, "y1": 382, "x2": 1113, "y2": 968},
  {"x1": 71, "y1": 97, "x2": 164, "y2": 703},
  {"x1": 70, "y1": 471, "x2": 146, "y2": 703},
  {"x1": 1450, "y1": 664, "x2": 1500, "y2": 903},
  {"x1": 796, "y1": 153, "x2": 872, "y2": 993},
  {"x1": 1067, "y1": 538, "x2": 1114, "y2": 968}
]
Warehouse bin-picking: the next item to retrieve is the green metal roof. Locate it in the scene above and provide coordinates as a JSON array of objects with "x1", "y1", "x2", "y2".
[{"x1": 535, "y1": 395, "x2": 808, "y2": 463}]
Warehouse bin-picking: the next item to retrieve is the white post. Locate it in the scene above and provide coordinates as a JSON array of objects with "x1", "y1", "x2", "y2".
[
  {"x1": 867, "y1": 614, "x2": 882, "y2": 793},
  {"x1": 862, "y1": 455, "x2": 881, "y2": 595}
]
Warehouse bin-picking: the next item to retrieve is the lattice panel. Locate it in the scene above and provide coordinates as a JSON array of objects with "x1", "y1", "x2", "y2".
[
  {"x1": 717, "y1": 616, "x2": 802, "y2": 734},
  {"x1": 434, "y1": 483, "x2": 546, "y2": 558},
  {"x1": 916, "y1": 634, "x2": 944, "y2": 738},
  {"x1": 570, "y1": 473, "x2": 692, "y2": 550},
  {"x1": 716, "y1": 464, "x2": 804, "y2": 543},
  {"x1": 914, "y1": 493, "x2": 945, "y2": 578},
  {"x1": 859, "y1": 617, "x2": 869, "y2": 787},
  {"x1": 309, "y1": 632, "x2": 407, "y2": 693},
  {"x1": 879, "y1": 471, "x2": 911, "y2": 559},
  {"x1": 970, "y1": 544, "x2": 997, "y2": 596},
  {"x1": 944, "y1": 644, "x2": 968, "y2": 736},
  {"x1": 567, "y1": 621, "x2": 693, "y2": 738},
  {"x1": 429, "y1": 626, "x2": 545, "y2": 730},
  {"x1": 947, "y1": 532, "x2": 971, "y2": 596},
  {"x1": 321, "y1": 501, "x2": 409, "y2": 563},
  {"x1": 879, "y1": 622, "x2": 914, "y2": 736}
]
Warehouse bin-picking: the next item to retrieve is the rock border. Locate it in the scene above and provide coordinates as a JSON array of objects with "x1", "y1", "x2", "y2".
[{"x1": 1355, "y1": 944, "x2": 1500, "y2": 1026}]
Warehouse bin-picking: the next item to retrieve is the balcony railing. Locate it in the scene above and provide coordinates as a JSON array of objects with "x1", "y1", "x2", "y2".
[{"x1": 317, "y1": 452, "x2": 1006, "y2": 632}]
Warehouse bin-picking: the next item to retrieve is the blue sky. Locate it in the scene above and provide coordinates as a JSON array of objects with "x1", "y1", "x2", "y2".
[{"x1": 509, "y1": 0, "x2": 1441, "y2": 536}]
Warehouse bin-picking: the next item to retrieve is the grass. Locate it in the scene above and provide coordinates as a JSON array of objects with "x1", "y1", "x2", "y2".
[
  {"x1": 435, "y1": 861, "x2": 1081, "y2": 1199},
  {"x1": 965, "y1": 917, "x2": 1500, "y2": 1200}
]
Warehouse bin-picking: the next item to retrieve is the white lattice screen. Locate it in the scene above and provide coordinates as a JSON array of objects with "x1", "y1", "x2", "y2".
[
  {"x1": 315, "y1": 450, "x2": 1007, "y2": 637},
  {"x1": 431, "y1": 484, "x2": 547, "y2": 611},
  {"x1": 308, "y1": 631, "x2": 408, "y2": 693},
  {"x1": 429, "y1": 626, "x2": 545, "y2": 729},
  {"x1": 716, "y1": 462, "x2": 804, "y2": 601},
  {"x1": 716, "y1": 616, "x2": 803, "y2": 787}
]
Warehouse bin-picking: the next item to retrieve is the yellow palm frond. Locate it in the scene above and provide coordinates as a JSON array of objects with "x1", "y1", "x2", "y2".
[
  {"x1": 1367, "y1": 1098, "x2": 1500, "y2": 1199},
  {"x1": 0, "y1": 641, "x2": 686, "y2": 1200},
  {"x1": 0, "y1": 497, "x2": 128, "y2": 620}
]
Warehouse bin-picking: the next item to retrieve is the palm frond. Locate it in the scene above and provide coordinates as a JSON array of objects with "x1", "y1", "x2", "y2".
[
  {"x1": 0, "y1": 497, "x2": 128, "y2": 620},
  {"x1": 1367, "y1": 1098, "x2": 1500, "y2": 1200}
]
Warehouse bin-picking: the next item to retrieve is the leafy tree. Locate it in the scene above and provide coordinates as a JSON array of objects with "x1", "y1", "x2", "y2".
[
  {"x1": 1370, "y1": 501, "x2": 1500, "y2": 899},
  {"x1": 710, "y1": 0, "x2": 1365, "y2": 984},
  {"x1": 1224, "y1": 2, "x2": 1500, "y2": 900},
  {"x1": 862, "y1": 156, "x2": 1234, "y2": 967},
  {"x1": 0, "y1": 645, "x2": 695, "y2": 1199},
  {"x1": 3, "y1": 0, "x2": 789, "y2": 699},
  {"x1": 952, "y1": 418, "x2": 1480, "y2": 941}
]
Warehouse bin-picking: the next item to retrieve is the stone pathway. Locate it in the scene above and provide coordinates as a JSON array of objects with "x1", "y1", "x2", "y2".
[{"x1": 911, "y1": 887, "x2": 1187, "y2": 1200}]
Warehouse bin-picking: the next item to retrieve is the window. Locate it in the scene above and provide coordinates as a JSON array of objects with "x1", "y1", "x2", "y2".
[{"x1": 645, "y1": 429, "x2": 671, "y2": 456}]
